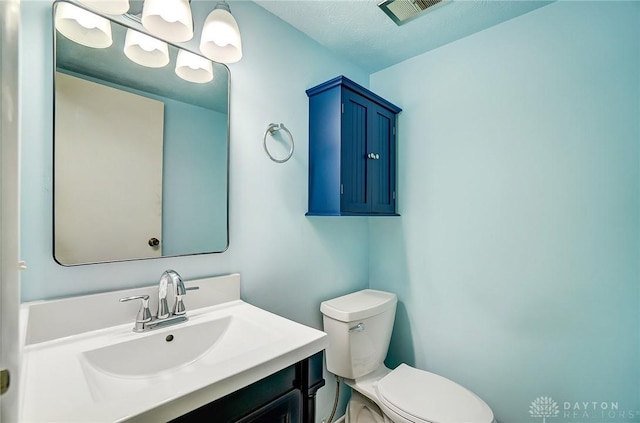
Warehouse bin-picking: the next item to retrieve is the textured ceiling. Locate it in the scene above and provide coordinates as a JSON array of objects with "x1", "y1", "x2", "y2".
[{"x1": 253, "y1": 0, "x2": 553, "y2": 73}]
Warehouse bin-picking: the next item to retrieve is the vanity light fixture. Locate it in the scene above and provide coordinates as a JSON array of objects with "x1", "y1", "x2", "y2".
[
  {"x1": 55, "y1": 0, "x2": 239, "y2": 74},
  {"x1": 78, "y1": 0, "x2": 129, "y2": 15},
  {"x1": 54, "y1": 2, "x2": 113, "y2": 49},
  {"x1": 199, "y1": 1, "x2": 243, "y2": 64},
  {"x1": 57, "y1": 0, "x2": 243, "y2": 64},
  {"x1": 141, "y1": 0, "x2": 194, "y2": 43},
  {"x1": 123, "y1": 28, "x2": 170, "y2": 68},
  {"x1": 175, "y1": 50, "x2": 214, "y2": 83}
]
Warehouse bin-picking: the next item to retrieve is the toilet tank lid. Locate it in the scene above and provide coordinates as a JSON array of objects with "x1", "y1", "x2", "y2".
[{"x1": 320, "y1": 289, "x2": 397, "y2": 322}]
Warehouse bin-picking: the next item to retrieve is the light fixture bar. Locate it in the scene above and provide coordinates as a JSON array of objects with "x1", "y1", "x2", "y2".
[{"x1": 56, "y1": 0, "x2": 244, "y2": 70}]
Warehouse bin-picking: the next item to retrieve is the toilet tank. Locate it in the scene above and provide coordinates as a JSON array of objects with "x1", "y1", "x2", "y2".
[{"x1": 320, "y1": 289, "x2": 397, "y2": 380}]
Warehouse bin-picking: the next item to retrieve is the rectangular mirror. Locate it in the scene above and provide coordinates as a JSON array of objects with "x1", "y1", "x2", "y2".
[{"x1": 53, "y1": 0, "x2": 229, "y2": 266}]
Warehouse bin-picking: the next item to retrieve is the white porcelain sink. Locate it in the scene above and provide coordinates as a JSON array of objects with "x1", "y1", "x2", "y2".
[
  {"x1": 77, "y1": 306, "x2": 286, "y2": 404},
  {"x1": 20, "y1": 274, "x2": 328, "y2": 423},
  {"x1": 82, "y1": 314, "x2": 272, "y2": 378}
]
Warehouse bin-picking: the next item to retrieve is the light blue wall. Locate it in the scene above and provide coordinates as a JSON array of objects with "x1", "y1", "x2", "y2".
[{"x1": 370, "y1": 2, "x2": 640, "y2": 422}]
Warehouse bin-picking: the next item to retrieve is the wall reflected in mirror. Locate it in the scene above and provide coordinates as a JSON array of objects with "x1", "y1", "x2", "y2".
[{"x1": 53, "y1": 0, "x2": 229, "y2": 266}]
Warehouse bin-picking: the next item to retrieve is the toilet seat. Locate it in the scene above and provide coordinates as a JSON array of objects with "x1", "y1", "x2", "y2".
[{"x1": 375, "y1": 364, "x2": 494, "y2": 423}]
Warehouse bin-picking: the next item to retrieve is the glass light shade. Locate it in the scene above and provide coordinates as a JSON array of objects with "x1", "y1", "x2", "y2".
[
  {"x1": 78, "y1": 0, "x2": 129, "y2": 15},
  {"x1": 55, "y1": 2, "x2": 112, "y2": 49},
  {"x1": 175, "y1": 50, "x2": 214, "y2": 84},
  {"x1": 123, "y1": 29, "x2": 170, "y2": 68},
  {"x1": 199, "y1": 2, "x2": 242, "y2": 64},
  {"x1": 141, "y1": 0, "x2": 193, "y2": 43}
]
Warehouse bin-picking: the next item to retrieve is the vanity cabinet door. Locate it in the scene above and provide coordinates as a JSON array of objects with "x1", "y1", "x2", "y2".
[
  {"x1": 237, "y1": 390, "x2": 301, "y2": 423},
  {"x1": 307, "y1": 75, "x2": 401, "y2": 216}
]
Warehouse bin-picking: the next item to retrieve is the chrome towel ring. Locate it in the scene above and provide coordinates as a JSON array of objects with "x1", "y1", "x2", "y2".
[{"x1": 263, "y1": 123, "x2": 294, "y2": 163}]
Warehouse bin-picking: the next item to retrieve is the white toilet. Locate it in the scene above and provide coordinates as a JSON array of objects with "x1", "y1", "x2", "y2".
[{"x1": 320, "y1": 289, "x2": 495, "y2": 423}]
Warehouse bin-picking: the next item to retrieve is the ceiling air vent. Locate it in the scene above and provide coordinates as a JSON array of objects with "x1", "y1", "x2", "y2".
[{"x1": 378, "y1": 0, "x2": 451, "y2": 26}]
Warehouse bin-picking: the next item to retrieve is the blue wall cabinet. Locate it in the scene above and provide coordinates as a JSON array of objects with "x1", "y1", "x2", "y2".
[{"x1": 306, "y1": 76, "x2": 402, "y2": 216}]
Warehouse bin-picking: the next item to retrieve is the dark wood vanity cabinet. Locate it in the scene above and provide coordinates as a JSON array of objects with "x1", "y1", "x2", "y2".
[
  {"x1": 170, "y1": 352, "x2": 325, "y2": 423},
  {"x1": 306, "y1": 76, "x2": 402, "y2": 216}
]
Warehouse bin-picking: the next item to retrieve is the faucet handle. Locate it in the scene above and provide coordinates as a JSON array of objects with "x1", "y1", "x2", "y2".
[
  {"x1": 173, "y1": 286, "x2": 199, "y2": 316},
  {"x1": 119, "y1": 295, "x2": 152, "y2": 330}
]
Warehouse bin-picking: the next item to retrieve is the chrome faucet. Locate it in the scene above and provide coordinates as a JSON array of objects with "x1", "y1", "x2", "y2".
[
  {"x1": 158, "y1": 269, "x2": 186, "y2": 319},
  {"x1": 120, "y1": 270, "x2": 198, "y2": 333}
]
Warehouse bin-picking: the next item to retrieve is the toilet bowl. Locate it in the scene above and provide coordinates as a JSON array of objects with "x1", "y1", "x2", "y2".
[{"x1": 320, "y1": 289, "x2": 495, "y2": 423}]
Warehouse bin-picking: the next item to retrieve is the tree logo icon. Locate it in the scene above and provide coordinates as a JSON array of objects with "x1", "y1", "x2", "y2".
[{"x1": 530, "y1": 396, "x2": 560, "y2": 422}]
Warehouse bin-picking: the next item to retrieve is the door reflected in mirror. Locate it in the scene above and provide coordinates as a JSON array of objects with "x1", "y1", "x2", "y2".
[{"x1": 53, "y1": 0, "x2": 229, "y2": 266}]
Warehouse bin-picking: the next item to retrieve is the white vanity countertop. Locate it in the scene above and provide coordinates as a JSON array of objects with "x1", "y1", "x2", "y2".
[{"x1": 19, "y1": 274, "x2": 328, "y2": 422}]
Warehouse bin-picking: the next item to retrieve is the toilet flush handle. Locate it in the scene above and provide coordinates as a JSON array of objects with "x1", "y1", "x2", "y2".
[{"x1": 349, "y1": 323, "x2": 365, "y2": 333}]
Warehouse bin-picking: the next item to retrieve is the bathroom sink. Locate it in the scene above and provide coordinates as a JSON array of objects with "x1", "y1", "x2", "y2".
[
  {"x1": 20, "y1": 276, "x2": 328, "y2": 423},
  {"x1": 82, "y1": 314, "x2": 271, "y2": 378}
]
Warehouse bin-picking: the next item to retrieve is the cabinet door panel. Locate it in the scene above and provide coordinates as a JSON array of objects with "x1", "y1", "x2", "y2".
[
  {"x1": 237, "y1": 390, "x2": 301, "y2": 423},
  {"x1": 369, "y1": 105, "x2": 396, "y2": 213},
  {"x1": 341, "y1": 89, "x2": 370, "y2": 213}
]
